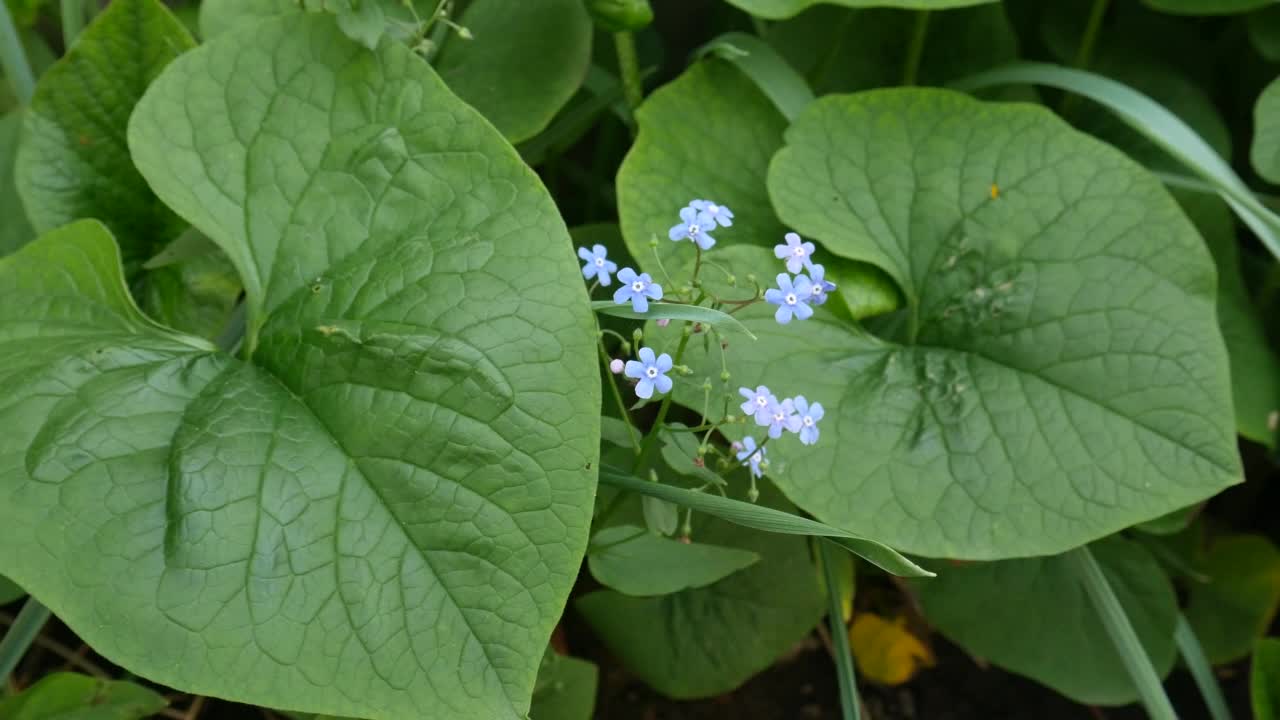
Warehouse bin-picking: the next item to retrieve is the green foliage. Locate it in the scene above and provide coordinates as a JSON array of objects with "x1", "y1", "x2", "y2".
[
  {"x1": 725, "y1": 0, "x2": 996, "y2": 21},
  {"x1": 1186, "y1": 535, "x2": 1280, "y2": 665},
  {"x1": 0, "y1": 573, "x2": 23, "y2": 604},
  {"x1": 577, "y1": 484, "x2": 824, "y2": 699},
  {"x1": 1254, "y1": 76, "x2": 1280, "y2": 184},
  {"x1": 1143, "y1": 0, "x2": 1274, "y2": 15},
  {"x1": 1256, "y1": 638, "x2": 1280, "y2": 720},
  {"x1": 0, "y1": 13, "x2": 599, "y2": 720},
  {"x1": 588, "y1": 524, "x2": 760, "y2": 595},
  {"x1": 530, "y1": 651, "x2": 598, "y2": 720},
  {"x1": 0, "y1": 673, "x2": 166, "y2": 719},
  {"x1": 763, "y1": 88, "x2": 1237, "y2": 558},
  {"x1": 586, "y1": 0, "x2": 653, "y2": 32},
  {"x1": 16, "y1": 0, "x2": 193, "y2": 274},
  {"x1": 0, "y1": 110, "x2": 32, "y2": 254},
  {"x1": 915, "y1": 537, "x2": 1178, "y2": 705}
]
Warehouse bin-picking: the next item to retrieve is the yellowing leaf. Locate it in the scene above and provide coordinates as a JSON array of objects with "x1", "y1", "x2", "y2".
[{"x1": 849, "y1": 613, "x2": 934, "y2": 686}]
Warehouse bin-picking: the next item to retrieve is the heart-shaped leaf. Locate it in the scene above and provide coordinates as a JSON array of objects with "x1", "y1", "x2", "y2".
[
  {"x1": 0, "y1": 673, "x2": 167, "y2": 720},
  {"x1": 755, "y1": 88, "x2": 1238, "y2": 558},
  {"x1": 587, "y1": 524, "x2": 760, "y2": 596},
  {"x1": 0, "y1": 14, "x2": 598, "y2": 720}
]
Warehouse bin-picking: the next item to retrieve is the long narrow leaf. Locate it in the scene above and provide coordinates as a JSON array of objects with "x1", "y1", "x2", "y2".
[
  {"x1": 821, "y1": 541, "x2": 862, "y2": 720},
  {"x1": 599, "y1": 466, "x2": 933, "y2": 577},
  {"x1": 952, "y1": 63, "x2": 1280, "y2": 261},
  {"x1": 592, "y1": 300, "x2": 758, "y2": 339},
  {"x1": 1068, "y1": 546, "x2": 1177, "y2": 720},
  {"x1": 1176, "y1": 614, "x2": 1234, "y2": 720},
  {"x1": 696, "y1": 32, "x2": 815, "y2": 122}
]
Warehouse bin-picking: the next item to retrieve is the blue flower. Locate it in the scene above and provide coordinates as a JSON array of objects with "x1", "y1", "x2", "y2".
[
  {"x1": 775, "y1": 232, "x2": 815, "y2": 273},
  {"x1": 764, "y1": 397, "x2": 802, "y2": 439},
  {"x1": 691, "y1": 199, "x2": 734, "y2": 228},
  {"x1": 738, "y1": 385, "x2": 777, "y2": 425},
  {"x1": 624, "y1": 346, "x2": 674, "y2": 399},
  {"x1": 765, "y1": 273, "x2": 814, "y2": 324},
  {"x1": 578, "y1": 244, "x2": 618, "y2": 285},
  {"x1": 736, "y1": 436, "x2": 766, "y2": 479},
  {"x1": 803, "y1": 264, "x2": 837, "y2": 306},
  {"x1": 668, "y1": 206, "x2": 717, "y2": 250},
  {"x1": 613, "y1": 267, "x2": 663, "y2": 312},
  {"x1": 792, "y1": 395, "x2": 824, "y2": 445}
]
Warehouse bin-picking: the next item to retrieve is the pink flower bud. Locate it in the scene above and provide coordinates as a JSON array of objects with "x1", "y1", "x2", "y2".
[
  {"x1": 609, "y1": 358, "x2": 624, "y2": 374},
  {"x1": 656, "y1": 318, "x2": 670, "y2": 327}
]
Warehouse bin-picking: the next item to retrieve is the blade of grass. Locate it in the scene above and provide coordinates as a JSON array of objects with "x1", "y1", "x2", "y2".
[
  {"x1": 599, "y1": 466, "x2": 934, "y2": 577},
  {"x1": 1176, "y1": 614, "x2": 1233, "y2": 720},
  {"x1": 0, "y1": 597, "x2": 51, "y2": 686},
  {"x1": 696, "y1": 32, "x2": 814, "y2": 122},
  {"x1": 592, "y1": 300, "x2": 758, "y2": 339},
  {"x1": 0, "y1": 0, "x2": 34, "y2": 104},
  {"x1": 952, "y1": 63, "x2": 1280, "y2": 262},
  {"x1": 820, "y1": 541, "x2": 861, "y2": 720},
  {"x1": 60, "y1": 0, "x2": 84, "y2": 49},
  {"x1": 1068, "y1": 546, "x2": 1177, "y2": 720}
]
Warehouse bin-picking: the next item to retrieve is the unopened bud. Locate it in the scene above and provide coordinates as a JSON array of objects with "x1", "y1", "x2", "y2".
[
  {"x1": 648, "y1": 235, "x2": 660, "y2": 248},
  {"x1": 609, "y1": 358, "x2": 624, "y2": 374},
  {"x1": 702, "y1": 379, "x2": 713, "y2": 391},
  {"x1": 676, "y1": 365, "x2": 693, "y2": 375},
  {"x1": 693, "y1": 322, "x2": 704, "y2": 333},
  {"x1": 720, "y1": 370, "x2": 731, "y2": 382},
  {"x1": 632, "y1": 328, "x2": 643, "y2": 345},
  {"x1": 730, "y1": 441, "x2": 743, "y2": 452},
  {"x1": 656, "y1": 318, "x2": 670, "y2": 327},
  {"x1": 697, "y1": 445, "x2": 708, "y2": 457},
  {"x1": 725, "y1": 414, "x2": 739, "y2": 424},
  {"x1": 727, "y1": 275, "x2": 737, "y2": 286},
  {"x1": 747, "y1": 486, "x2": 760, "y2": 503},
  {"x1": 693, "y1": 456, "x2": 705, "y2": 467}
]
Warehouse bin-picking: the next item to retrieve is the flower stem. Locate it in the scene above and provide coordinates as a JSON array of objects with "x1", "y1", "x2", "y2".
[
  {"x1": 820, "y1": 541, "x2": 862, "y2": 720},
  {"x1": 599, "y1": 339, "x2": 641, "y2": 452},
  {"x1": 632, "y1": 330, "x2": 693, "y2": 473},
  {"x1": 614, "y1": 31, "x2": 644, "y2": 126},
  {"x1": 0, "y1": 597, "x2": 51, "y2": 686},
  {"x1": 0, "y1": 0, "x2": 35, "y2": 104},
  {"x1": 901, "y1": 11, "x2": 930, "y2": 87},
  {"x1": 1061, "y1": 0, "x2": 1109, "y2": 114}
]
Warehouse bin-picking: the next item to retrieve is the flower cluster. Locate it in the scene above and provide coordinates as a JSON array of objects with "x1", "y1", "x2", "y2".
[
  {"x1": 739, "y1": 384, "x2": 823, "y2": 446},
  {"x1": 766, "y1": 233, "x2": 836, "y2": 325},
  {"x1": 668, "y1": 199, "x2": 734, "y2": 249}
]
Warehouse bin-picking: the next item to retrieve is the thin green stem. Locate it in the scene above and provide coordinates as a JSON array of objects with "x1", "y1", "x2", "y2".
[
  {"x1": 631, "y1": 331, "x2": 694, "y2": 473},
  {"x1": 820, "y1": 542, "x2": 860, "y2": 720},
  {"x1": 1175, "y1": 614, "x2": 1233, "y2": 720},
  {"x1": 1061, "y1": 0, "x2": 1109, "y2": 114},
  {"x1": 0, "y1": 598, "x2": 51, "y2": 686},
  {"x1": 0, "y1": 0, "x2": 35, "y2": 104},
  {"x1": 1068, "y1": 546, "x2": 1177, "y2": 720},
  {"x1": 599, "y1": 340, "x2": 641, "y2": 452},
  {"x1": 60, "y1": 0, "x2": 84, "y2": 49},
  {"x1": 901, "y1": 11, "x2": 930, "y2": 87},
  {"x1": 613, "y1": 31, "x2": 643, "y2": 125}
]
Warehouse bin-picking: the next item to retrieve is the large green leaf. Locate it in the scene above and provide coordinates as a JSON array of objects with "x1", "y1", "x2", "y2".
[
  {"x1": 0, "y1": 573, "x2": 23, "y2": 604},
  {"x1": 1256, "y1": 638, "x2": 1280, "y2": 720},
  {"x1": 0, "y1": 673, "x2": 167, "y2": 720},
  {"x1": 587, "y1": 524, "x2": 760, "y2": 596},
  {"x1": 1254, "y1": 76, "x2": 1280, "y2": 185},
  {"x1": 435, "y1": 0, "x2": 592, "y2": 144},
  {"x1": 755, "y1": 88, "x2": 1238, "y2": 559},
  {"x1": 616, "y1": 60, "x2": 899, "y2": 319},
  {"x1": 15, "y1": 0, "x2": 193, "y2": 273},
  {"x1": 724, "y1": 0, "x2": 995, "y2": 21},
  {"x1": 1176, "y1": 190, "x2": 1279, "y2": 448},
  {"x1": 915, "y1": 537, "x2": 1177, "y2": 705},
  {"x1": 576, "y1": 484, "x2": 824, "y2": 699},
  {"x1": 0, "y1": 111, "x2": 33, "y2": 255},
  {"x1": 1186, "y1": 535, "x2": 1280, "y2": 665},
  {"x1": 0, "y1": 15, "x2": 598, "y2": 720}
]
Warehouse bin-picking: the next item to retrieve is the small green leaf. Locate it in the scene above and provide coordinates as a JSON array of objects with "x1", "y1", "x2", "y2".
[
  {"x1": 915, "y1": 536, "x2": 1178, "y2": 705},
  {"x1": 333, "y1": 0, "x2": 386, "y2": 50},
  {"x1": 1254, "y1": 76, "x2": 1280, "y2": 185},
  {"x1": 698, "y1": 32, "x2": 814, "y2": 121},
  {"x1": 0, "y1": 673, "x2": 167, "y2": 720},
  {"x1": 1255, "y1": 638, "x2": 1280, "y2": 720},
  {"x1": 139, "y1": 248, "x2": 242, "y2": 341},
  {"x1": 588, "y1": 524, "x2": 760, "y2": 596},
  {"x1": 762, "y1": 88, "x2": 1239, "y2": 559},
  {"x1": 576, "y1": 483, "x2": 824, "y2": 699},
  {"x1": 435, "y1": 0, "x2": 592, "y2": 143},
  {"x1": 530, "y1": 652, "x2": 598, "y2": 720},
  {"x1": 642, "y1": 495, "x2": 680, "y2": 536},
  {"x1": 15, "y1": 0, "x2": 194, "y2": 273},
  {"x1": 599, "y1": 467, "x2": 933, "y2": 577},
  {"x1": 592, "y1": 301, "x2": 757, "y2": 339},
  {"x1": 661, "y1": 423, "x2": 727, "y2": 487},
  {"x1": 723, "y1": 0, "x2": 995, "y2": 21},
  {"x1": 1186, "y1": 535, "x2": 1280, "y2": 665}
]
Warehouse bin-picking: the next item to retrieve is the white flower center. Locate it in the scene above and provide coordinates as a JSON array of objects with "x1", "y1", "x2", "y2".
[
  {"x1": 646, "y1": 367, "x2": 658, "y2": 378},
  {"x1": 750, "y1": 452, "x2": 762, "y2": 464},
  {"x1": 785, "y1": 293, "x2": 797, "y2": 305},
  {"x1": 595, "y1": 258, "x2": 605, "y2": 267},
  {"x1": 803, "y1": 416, "x2": 814, "y2": 426},
  {"x1": 793, "y1": 247, "x2": 806, "y2": 256},
  {"x1": 689, "y1": 224, "x2": 701, "y2": 235},
  {"x1": 774, "y1": 411, "x2": 785, "y2": 422},
  {"x1": 756, "y1": 396, "x2": 768, "y2": 407},
  {"x1": 632, "y1": 280, "x2": 645, "y2": 292},
  {"x1": 811, "y1": 284, "x2": 823, "y2": 296}
]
